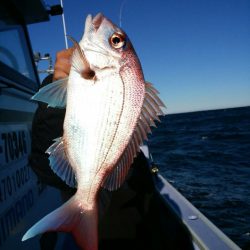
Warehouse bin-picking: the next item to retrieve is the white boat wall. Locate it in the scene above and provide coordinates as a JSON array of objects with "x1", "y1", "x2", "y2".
[{"x1": 0, "y1": 1, "x2": 63, "y2": 249}]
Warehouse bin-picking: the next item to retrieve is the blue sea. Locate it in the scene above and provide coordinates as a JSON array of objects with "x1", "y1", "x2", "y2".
[{"x1": 148, "y1": 106, "x2": 250, "y2": 249}]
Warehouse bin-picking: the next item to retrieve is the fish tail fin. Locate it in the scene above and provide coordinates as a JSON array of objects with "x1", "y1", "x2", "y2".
[{"x1": 22, "y1": 194, "x2": 98, "y2": 250}]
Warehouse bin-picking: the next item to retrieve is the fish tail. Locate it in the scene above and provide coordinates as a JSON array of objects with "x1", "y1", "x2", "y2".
[{"x1": 22, "y1": 194, "x2": 98, "y2": 250}]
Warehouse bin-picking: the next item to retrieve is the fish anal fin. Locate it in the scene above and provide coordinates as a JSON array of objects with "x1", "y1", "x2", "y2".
[{"x1": 47, "y1": 137, "x2": 77, "y2": 188}]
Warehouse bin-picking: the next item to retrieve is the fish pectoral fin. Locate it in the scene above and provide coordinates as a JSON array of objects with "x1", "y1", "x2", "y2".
[
  {"x1": 46, "y1": 137, "x2": 77, "y2": 188},
  {"x1": 31, "y1": 77, "x2": 68, "y2": 108},
  {"x1": 69, "y1": 37, "x2": 96, "y2": 80}
]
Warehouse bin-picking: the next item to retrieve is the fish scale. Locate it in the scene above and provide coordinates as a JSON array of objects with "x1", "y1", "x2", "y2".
[{"x1": 66, "y1": 73, "x2": 125, "y2": 186}]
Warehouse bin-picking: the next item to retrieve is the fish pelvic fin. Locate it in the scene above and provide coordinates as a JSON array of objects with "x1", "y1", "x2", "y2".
[
  {"x1": 22, "y1": 194, "x2": 99, "y2": 250},
  {"x1": 31, "y1": 77, "x2": 68, "y2": 108}
]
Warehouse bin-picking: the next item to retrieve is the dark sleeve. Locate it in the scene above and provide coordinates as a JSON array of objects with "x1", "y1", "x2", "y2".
[{"x1": 29, "y1": 75, "x2": 74, "y2": 191}]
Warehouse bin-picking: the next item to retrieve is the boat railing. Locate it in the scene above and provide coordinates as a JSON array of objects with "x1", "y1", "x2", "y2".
[{"x1": 153, "y1": 172, "x2": 241, "y2": 250}]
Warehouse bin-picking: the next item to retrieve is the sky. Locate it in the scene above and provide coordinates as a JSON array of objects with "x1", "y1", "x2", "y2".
[{"x1": 28, "y1": 0, "x2": 250, "y2": 114}]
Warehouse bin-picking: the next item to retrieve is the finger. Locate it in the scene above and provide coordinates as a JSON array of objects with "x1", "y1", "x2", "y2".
[
  {"x1": 53, "y1": 48, "x2": 74, "y2": 81},
  {"x1": 53, "y1": 66, "x2": 69, "y2": 81},
  {"x1": 55, "y1": 47, "x2": 74, "y2": 63}
]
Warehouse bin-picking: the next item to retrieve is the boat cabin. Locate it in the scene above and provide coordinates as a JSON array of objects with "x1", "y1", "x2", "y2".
[{"x1": 0, "y1": 1, "x2": 63, "y2": 249}]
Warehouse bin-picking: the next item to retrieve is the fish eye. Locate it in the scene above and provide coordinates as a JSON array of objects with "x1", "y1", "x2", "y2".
[{"x1": 109, "y1": 32, "x2": 126, "y2": 49}]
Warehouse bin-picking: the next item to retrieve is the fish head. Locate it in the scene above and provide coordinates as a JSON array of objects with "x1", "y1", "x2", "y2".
[{"x1": 79, "y1": 13, "x2": 136, "y2": 72}]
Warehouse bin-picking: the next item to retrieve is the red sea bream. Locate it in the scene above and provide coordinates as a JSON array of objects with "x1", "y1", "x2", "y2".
[{"x1": 22, "y1": 13, "x2": 165, "y2": 250}]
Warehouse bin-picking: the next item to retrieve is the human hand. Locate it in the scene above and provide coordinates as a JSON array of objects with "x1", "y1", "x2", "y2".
[{"x1": 53, "y1": 47, "x2": 74, "y2": 81}]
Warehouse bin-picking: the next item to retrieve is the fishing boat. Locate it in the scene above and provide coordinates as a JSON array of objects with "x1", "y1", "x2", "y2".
[{"x1": 0, "y1": 1, "x2": 241, "y2": 249}]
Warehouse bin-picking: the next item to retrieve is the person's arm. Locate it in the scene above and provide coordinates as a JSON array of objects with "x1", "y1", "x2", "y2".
[{"x1": 53, "y1": 47, "x2": 74, "y2": 81}]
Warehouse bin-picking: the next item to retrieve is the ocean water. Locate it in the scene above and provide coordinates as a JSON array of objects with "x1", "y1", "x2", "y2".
[{"x1": 148, "y1": 106, "x2": 250, "y2": 249}]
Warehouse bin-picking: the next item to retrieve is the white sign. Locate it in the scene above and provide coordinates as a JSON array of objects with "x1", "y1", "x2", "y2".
[{"x1": 0, "y1": 124, "x2": 48, "y2": 248}]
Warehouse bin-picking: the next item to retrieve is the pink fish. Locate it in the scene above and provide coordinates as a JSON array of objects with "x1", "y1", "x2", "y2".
[{"x1": 22, "y1": 13, "x2": 165, "y2": 250}]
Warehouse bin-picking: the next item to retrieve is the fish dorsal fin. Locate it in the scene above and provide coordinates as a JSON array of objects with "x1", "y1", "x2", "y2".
[
  {"x1": 31, "y1": 78, "x2": 68, "y2": 108},
  {"x1": 102, "y1": 82, "x2": 165, "y2": 191},
  {"x1": 46, "y1": 137, "x2": 77, "y2": 188}
]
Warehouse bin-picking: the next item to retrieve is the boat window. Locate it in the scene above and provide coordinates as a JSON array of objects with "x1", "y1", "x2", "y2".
[{"x1": 0, "y1": 24, "x2": 37, "y2": 83}]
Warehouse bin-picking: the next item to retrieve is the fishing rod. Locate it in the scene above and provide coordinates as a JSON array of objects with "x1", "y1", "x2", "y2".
[
  {"x1": 33, "y1": 3, "x2": 68, "y2": 75},
  {"x1": 60, "y1": 0, "x2": 68, "y2": 49}
]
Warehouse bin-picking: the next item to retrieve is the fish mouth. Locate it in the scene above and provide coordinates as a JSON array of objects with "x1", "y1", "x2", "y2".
[{"x1": 92, "y1": 13, "x2": 105, "y2": 31}]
